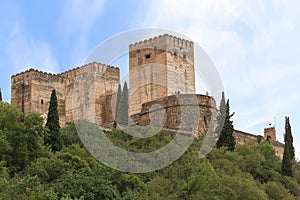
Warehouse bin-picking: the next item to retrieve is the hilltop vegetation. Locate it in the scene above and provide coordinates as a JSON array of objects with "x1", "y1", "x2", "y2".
[{"x1": 0, "y1": 101, "x2": 300, "y2": 199}]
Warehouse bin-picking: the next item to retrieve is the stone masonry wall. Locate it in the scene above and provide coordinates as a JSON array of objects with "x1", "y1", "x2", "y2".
[
  {"x1": 233, "y1": 130, "x2": 284, "y2": 158},
  {"x1": 129, "y1": 34, "x2": 195, "y2": 116},
  {"x1": 11, "y1": 62, "x2": 119, "y2": 127},
  {"x1": 134, "y1": 94, "x2": 217, "y2": 135}
]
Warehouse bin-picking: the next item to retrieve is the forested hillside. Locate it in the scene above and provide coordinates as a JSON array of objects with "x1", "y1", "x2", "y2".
[{"x1": 1, "y1": 101, "x2": 300, "y2": 199}]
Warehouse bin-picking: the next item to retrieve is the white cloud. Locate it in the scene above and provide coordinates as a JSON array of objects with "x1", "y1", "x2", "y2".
[{"x1": 4, "y1": 22, "x2": 59, "y2": 73}]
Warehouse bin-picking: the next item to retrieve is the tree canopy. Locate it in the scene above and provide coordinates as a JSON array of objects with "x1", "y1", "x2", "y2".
[
  {"x1": 44, "y1": 89, "x2": 63, "y2": 152},
  {"x1": 0, "y1": 101, "x2": 300, "y2": 199},
  {"x1": 282, "y1": 116, "x2": 295, "y2": 177},
  {"x1": 216, "y1": 92, "x2": 236, "y2": 151}
]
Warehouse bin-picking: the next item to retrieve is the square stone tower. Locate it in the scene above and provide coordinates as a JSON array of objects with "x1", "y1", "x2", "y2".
[
  {"x1": 11, "y1": 62, "x2": 119, "y2": 127},
  {"x1": 129, "y1": 34, "x2": 195, "y2": 116},
  {"x1": 264, "y1": 127, "x2": 276, "y2": 141}
]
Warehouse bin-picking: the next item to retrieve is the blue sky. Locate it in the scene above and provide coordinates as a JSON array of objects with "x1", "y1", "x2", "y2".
[{"x1": 1, "y1": 1, "x2": 300, "y2": 158}]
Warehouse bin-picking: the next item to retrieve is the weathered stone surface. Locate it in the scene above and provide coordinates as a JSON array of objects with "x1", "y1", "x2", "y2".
[
  {"x1": 264, "y1": 127, "x2": 276, "y2": 141},
  {"x1": 234, "y1": 129, "x2": 284, "y2": 158},
  {"x1": 129, "y1": 34, "x2": 195, "y2": 116},
  {"x1": 11, "y1": 62, "x2": 119, "y2": 127},
  {"x1": 132, "y1": 94, "x2": 217, "y2": 135},
  {"x1": 233, "y1": 130, "x2": 259, "y2": 145}
]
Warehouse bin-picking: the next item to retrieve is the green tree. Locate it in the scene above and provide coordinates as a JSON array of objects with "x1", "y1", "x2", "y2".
[
  {"x1": 44, "y1": 89, "x2": 62, "y2": 152},
  {"x1": 215, "y1": 92, "x2": 226, "y2": 146},
  {"x1": 216, "y1": 93, "x2": 235, "y2": 151},
  {"x1": 285, "y1": 116, "x2": 295, "y2": 159},
  {"x1": 60, "y1": 123, "x2": 82, "y2": 147},
  {"x1": 0, "y1": 133, "x2": 11, "y2": 162},
  {"x1": 114, "y1": 84, "x2": 122, "y2": 126},
  {"x1": 57, "y1": 169, "x2": 121, "y2": 200},
  {"x1": 282, "y1": 140, "x2": 293, "y2": 177},
  {"x1": 264, "y1": 181, "x2": 295, "y2": 200},
  {"x1": 116, "y1": 82, "x2": 128, "y2": 126},
  {"x1": 0, "y1": 102, "x2": 28, "y2": 174},
  {"x1": 281, "y1": 116, "x2": 294, "y2": 177},
  {"x1": 0, "y1": 101, "x2": 22, "y2": 130},
  {"x1": 6, "y1": 126, "x2": 29, "y2": 174},
  {"x1": 0, "y1": 88, "x2": 2, "y2": 102},
  {"x1": 24, "y1": 113, "x2": 48, "y2": 162}
]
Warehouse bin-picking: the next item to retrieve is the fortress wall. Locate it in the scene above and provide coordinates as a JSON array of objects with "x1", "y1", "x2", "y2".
[
  {"x1": 11, "y1": 69, "x2": 34, "y2": 116},
  {"x1": 136, "y1": 94, "x2": 216, "y2": 135},
  {"x1": 129, "y1": 34, "x2": 195, "y2": 116},
  {"x1": 233, "y1": 130, "x2": 259, "y2": 145},
  {"x1": 30, "y1": 70, "x2": 66, "y2": 126},
  {"x1": 129, "y1": 41, "x2": 168, "y2": 116},
  {"x1": 94, "y1": 63, "x2": 119, "y2": 124},
  {"x1": 11, "y1": 69, "x2": 67, "y2": 126},
  {"x1": 61, "y1": 62, "x2": 119, "y2": 124},
  {"x1": 270, "y1": 140, "x2": 284, "y2": 159},
  {"x1": 166, "y1": 50, "x2": 195, "y2": 95},
  {"x1": 234, "y1": 130, "x2": 284, "y2": 158},
  {"x1": 11, "y1": 62, "x2": 119, "y2": 127}
]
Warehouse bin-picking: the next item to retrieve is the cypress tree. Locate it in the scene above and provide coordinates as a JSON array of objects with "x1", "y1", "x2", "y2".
[
  {"x1": 281, "y1": 116, "x2": 294, "y2": 177},
  {"x1": 117, "y1": 82, "x2": 128, "y2": 126},
  {"x1": 285, "y1": 116, "x2": 295, "y2": 159},
  {"x1": 44, "y1": 89, "x2": 62, "y2": 152},
  {"x1": 282, "y1": 141, "x2": 293, "y2": 177},
  {"x1": 216, "y1": 93, "x2": 235, "y2": 151},
  {"x1": 115, "y1": 84, "x2": 122, "y2": 125},
  {"x1": 0, "y1": 88, "x2": 2, "y2": 102},
  {"x1": 215, "y1": 92, "x2": 226, "y2": 138}
]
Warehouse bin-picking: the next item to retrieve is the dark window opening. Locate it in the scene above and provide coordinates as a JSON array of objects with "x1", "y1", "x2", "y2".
[
  {"x1": 183, "y1": 53, "x2": 187, "y2": 59},
  {"x1": 41, "y1": 99, "x2": 44, "y2": 105},
  {"x1": 145, "y1": 54, "x2": 151, "y2": 59},
  {"x1": 174, "y1": 52, "x2": 177, "y2": 56}
]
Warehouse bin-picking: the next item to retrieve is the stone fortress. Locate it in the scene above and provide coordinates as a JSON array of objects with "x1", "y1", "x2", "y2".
[{"x1": 10, "y1": 33, "x2": 284, "y2": 158}]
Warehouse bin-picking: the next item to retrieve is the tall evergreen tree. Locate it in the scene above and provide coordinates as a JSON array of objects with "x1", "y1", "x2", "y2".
[
  {"x1": 216, "y1": 93, "x2": 235, "y2": 151},
  {"x1": 115, "y1": 84, "x2": 122, "y2": 126},
  {"x1": 0, "y1": 88, "x2": 2, "y2": 102},
  {"x1": 215, "y1": 92, "x2": 226, "y2": 138},
  {"x1": 282, "y1": 140, "x2": 293, "y2": 177},
  {"x1": 117, "y1": 82, "x2": 128, "y2": 126},
  {"x1": 285, "y1": 116, "x2": 295, "y2": 159},
  {"x1": 281, "y1": 116, "x2": 294, "y2": 177},
  {"x1": 44, "y1": 89, "x2": 62, "y2": 152}
]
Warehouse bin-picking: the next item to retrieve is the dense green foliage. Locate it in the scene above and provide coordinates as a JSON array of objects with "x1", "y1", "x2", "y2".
[
  {"x1": 45, "y1": 89, "x2": 63, "y2": 152},
  {"x1": 282, "y1": 116, "x2": 295, "y2": 177},
  {"x1": 216, "y1": 92, "x2": 236, "y2": 151},
  {"x1": 0, "y1": 101, "x2": 300, "y2": 199}
]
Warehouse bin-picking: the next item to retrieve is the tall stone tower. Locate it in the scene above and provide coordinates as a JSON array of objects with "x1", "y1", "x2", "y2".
[{"x1": 129, "y1": 34, "x2": 195, "y2": 116}]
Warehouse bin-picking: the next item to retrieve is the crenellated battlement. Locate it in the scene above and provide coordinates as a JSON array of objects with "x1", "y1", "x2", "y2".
[
  {"x1": 12, "y1": 68, "x2": 59, "y2": 78},
  {"x1": 129, "y1": 33, "x2": 194, "y2": 51},
  {"x1": 11, "y1": 62, "x2": 119, "y2": 80},
  {"x1": 11, "y1": 68, "x2": 64, "y2": 85},
  {"x1": 59, "y1": 62, "x2": 119, "y2": 78}
]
